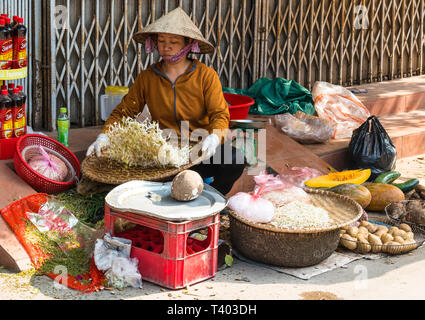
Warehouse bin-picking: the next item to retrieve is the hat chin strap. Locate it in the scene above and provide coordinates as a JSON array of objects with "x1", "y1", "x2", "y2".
[{"x1": 144, "y1": 36, "x2": 201, "y2": 63}]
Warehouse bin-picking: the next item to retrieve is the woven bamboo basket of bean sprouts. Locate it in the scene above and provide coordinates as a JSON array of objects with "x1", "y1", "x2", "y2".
[
  {"x1": 228, "y1": 188, "x2": 363, "y2": 267},
  {"x1": 81, "y1": 117, "x2": 205, "y2": 184}
]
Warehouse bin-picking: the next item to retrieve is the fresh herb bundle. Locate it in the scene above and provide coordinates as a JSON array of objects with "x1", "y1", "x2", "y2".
[
  {"x1": 24, "y1": 221, "x2": 91, "y2": 278},
  {"x1": 53, "y1": 188, "x2": 107, "y2": 228}
]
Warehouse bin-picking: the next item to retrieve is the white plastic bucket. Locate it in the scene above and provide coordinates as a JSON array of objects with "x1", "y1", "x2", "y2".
[{"x1": 100, "y1": 86, "x2": 129, "y2": 121}]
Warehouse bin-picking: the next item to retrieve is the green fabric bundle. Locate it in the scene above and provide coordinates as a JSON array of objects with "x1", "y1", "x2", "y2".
[{"x1": 224, "y1": 77, "x2": 315, "y2": 116}]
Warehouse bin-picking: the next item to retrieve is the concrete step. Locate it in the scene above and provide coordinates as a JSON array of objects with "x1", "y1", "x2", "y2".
[
  {"x1": 304, "y1": 108, "x2": 425, "y2": 171},
  {"x1": 351, "y1": 75, "x2": 425, "y2": 116}
]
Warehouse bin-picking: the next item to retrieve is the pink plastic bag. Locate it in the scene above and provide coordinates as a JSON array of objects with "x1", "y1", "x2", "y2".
[
  {"x1": 253, "y1": 172, "x2": 295, "y2": 193},
  {"x1": 312, "y1": 81, "x2": 371, "y2": 139},
  {"x1": 27, "y1": 146, "x2": 68, "y2": 182},
  {"x1": 253, "y1": 172, "x2": 312, "y2": 207},
  {"x1": 279, "y1": 167, "x2": 324, "y2": 189}
]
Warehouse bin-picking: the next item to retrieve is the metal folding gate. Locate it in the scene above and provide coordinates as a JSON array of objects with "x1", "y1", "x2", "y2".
[
  {"x1": 38, "y1": 0, "x2": 425, "y2": 131},
  {"x1": 39, "y1": 0, "x2": 259, "y2": 130}
]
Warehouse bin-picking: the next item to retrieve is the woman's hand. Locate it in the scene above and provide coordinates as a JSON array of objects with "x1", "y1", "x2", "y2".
[
  {"x1": 201, "y1": 133, "x2": 220, "y2": 159},
  {"x1": 86, "y1": 133, "x2": 110, "y2": 157}
]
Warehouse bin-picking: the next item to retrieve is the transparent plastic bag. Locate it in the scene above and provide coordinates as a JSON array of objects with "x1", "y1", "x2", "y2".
[
  {"x1": 275, "y1": 111, "x2": 335, "y2": 144},
  {"x1": 312, "y1": 81, "x2": 371, "y2": 139},
  {"x1": 25, "y1": 199, "x2": 98, "y2": 276}
]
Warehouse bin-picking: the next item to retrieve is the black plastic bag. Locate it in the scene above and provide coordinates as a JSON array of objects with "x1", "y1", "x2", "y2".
[{"x1": 348, "y1": 116, "x2": 397, "y2": 180}]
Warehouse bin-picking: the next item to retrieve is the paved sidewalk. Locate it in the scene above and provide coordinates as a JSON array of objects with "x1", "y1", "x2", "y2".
[{"x1": 0, "y1": 154, "x2": 424, "y2": 300}]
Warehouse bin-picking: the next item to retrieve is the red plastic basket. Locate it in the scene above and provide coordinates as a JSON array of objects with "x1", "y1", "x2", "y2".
[
  {"x1": 0, "y1": 137, "x2": 19, "y2": 160},
  {"x1": 14, "y1": 134, "x2": 80, "y2": 194},
  {"x1": 224, "y1": 92, "x2": 255, "y2": 120},
  {"x1": 104, "y1": 206, "x2": 220, "y2": 290}
]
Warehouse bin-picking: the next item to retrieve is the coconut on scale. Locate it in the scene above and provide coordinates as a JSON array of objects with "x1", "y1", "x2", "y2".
[{"x1": 171, "y1": 170, "x2": 204, "y2": 201}]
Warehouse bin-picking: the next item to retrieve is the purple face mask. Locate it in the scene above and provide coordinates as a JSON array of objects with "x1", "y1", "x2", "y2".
[{"x1": 144, "y1": 36, "x2": 201, "y2": 63}]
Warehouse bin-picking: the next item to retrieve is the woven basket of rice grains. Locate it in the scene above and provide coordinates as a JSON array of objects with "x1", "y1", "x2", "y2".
[{"x1": 228, "y1": 188, "x2": 363, "y2": 268}]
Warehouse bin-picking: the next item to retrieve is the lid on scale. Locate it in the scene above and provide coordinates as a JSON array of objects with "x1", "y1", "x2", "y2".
[{"x1": 105, "y1": 180, "x2": 227, "y2": 222}]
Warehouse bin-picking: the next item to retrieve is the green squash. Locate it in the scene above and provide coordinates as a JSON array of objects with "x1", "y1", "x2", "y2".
[{"x1": 327, "y1": 183, "x2": 372, "y2": 209}]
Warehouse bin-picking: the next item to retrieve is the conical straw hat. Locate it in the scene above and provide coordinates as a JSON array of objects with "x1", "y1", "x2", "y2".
[{"x1": 133, "y1": 7, "x2": 214, "y2": 54}]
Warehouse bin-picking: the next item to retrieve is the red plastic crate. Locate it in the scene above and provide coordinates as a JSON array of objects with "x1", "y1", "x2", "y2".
[
  {"x1": 104, "y1": 205, "x2": 220, "y2": 290},
  {"x1": 0, "y1": 137, "x2": 19, "y2": 160},
  {"x1": 224, "y1": 92, "x2": 255, "y2": 120}
]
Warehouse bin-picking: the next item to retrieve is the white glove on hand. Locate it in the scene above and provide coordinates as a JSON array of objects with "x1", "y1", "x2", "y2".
[
  {"x1": 201, "y1": 134, "x2": 220, "y2": 159},
  {"x1": 86, "y1": 133, "x2": 110, "y2": 157}
]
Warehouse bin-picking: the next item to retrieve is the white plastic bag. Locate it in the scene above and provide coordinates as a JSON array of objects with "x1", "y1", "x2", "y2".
[
  {"x1": 94, "y1": 234, "x2": 132, "y2": 271},
  {"x1": 227, "y1": 192, "x2": 275, "y2": 223},
  {"x1": 105, "y1": 257, "x2": 143, "y2": 289},
  {"x1": 312, "y1": 81, "x2": 370, "y2": 139},
  {"x1": 94, "y1": 234, "x2": 142, "y2": 289}
]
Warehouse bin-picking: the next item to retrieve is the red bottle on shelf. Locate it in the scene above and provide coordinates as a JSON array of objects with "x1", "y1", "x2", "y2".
[
  {"x1": 12, "y1": 17, "x2": 26, "y2": 69},
  {"x1": 0, "y1": 19, "x2": 12, "y2": 70},
  {"x1": 4, "y1": 17, "x2": 13, "y2": 66},
  {"x1": 11, "y1": 16, "x2": 18, "y2": 29},
  {"x1": 11, "y1": 87, "x2": 25, "y2": 137},
  {"x1": 4, "y1": 17, "x2": 12, "y2": 68},
  {"x1": 17, "y1": 85, "x2": 26, "y2": 105},
  {"x1": 0, "y1": 89, "x2": 13, "y2": 139},
  {"x1": 8, "y1": 83, "x2": 15, "y2": 96}
]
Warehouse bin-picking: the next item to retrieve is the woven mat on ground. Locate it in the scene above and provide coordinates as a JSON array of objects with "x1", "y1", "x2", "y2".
[
  {"x1": 232, "y1": 249, "x2": 385, "y2": 280},
  {"x1": 232, "y1": 243, "x2": 425, "y2": 280}
]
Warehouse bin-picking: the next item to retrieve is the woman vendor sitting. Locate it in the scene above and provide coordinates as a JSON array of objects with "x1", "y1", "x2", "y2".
[{"x1": 86, "y1": 7, "x2": 246, "y2": 196}]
